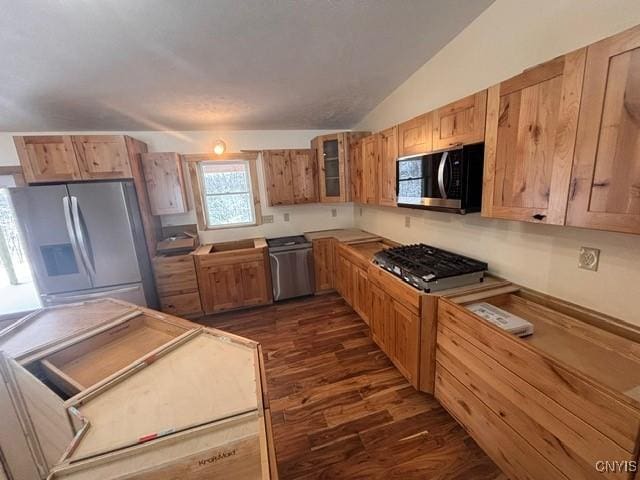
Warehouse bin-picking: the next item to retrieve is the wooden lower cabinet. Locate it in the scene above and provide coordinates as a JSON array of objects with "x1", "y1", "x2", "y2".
[
  {"x1": 195, "y1": 242, "x2": 272, "y2": 315},
  {"x1": 352, "y1": 266, "x2": 369, "y2": 324},
  {"x1": 436, "y1": 292, "x2": 640, "y2": 480},
  {"x1": 152, "y1": 254, "x2": 203, "y2": 317},
  {"x1": 336, "y1": 254, "x2": 353, "y2": 305},
  {"x1": 390, "y1": 301, "x2": 419, "y2": 385},
  {"x1": 312, "y1": 238, "x2": 335, "y2": 293}
]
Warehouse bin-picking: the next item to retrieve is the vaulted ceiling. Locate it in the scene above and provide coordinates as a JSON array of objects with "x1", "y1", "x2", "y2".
[{"x1": 0, "y1": 0, "x2": 493, "y2": 131}]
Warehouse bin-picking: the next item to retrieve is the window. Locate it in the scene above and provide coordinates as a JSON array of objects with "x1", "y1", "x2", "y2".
[{"x1": 187, "y1": 153, "x2": 261, "y2": 230}]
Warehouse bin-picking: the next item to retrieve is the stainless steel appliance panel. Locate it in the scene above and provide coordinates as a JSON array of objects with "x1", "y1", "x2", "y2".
[
  {"x1": 67, "y1": 182, "x2": 142, "y2": 288},
  {"x1": 269, "y1": 247, "x2": 314, "y2": 301},
  {"x1": 9, "y1": 185, "x2": 92, "y2": 294},
  {"x1": 41, "y1": 283, "x2": 147, "y2": 306}
]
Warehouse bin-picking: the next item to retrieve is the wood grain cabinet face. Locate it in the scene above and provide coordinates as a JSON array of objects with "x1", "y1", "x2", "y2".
[
  {"x1": 352, "y1": 266, "x2": 369, "y2": 324},
  {"x1": 312, "y1": 238, "x2": 335, "y2": 293},
  {"x1": 362, "y1": 134, "x2": 379, "y2": 205},
  {"x1": 13, "y1": 136, "x2": 82, "y2": 183},
  {"x1": 263, "y1": 150, "x2": 295, "y2": 206},
  {"x1": 72, "y1": 135, "x2": 132, "y2": 179},
  {"x1": 482, "y1": 51, "x2": 586, "y2": 225},
  {"x1": 378, "y1": 126, "x2": 398, "y2": 207},
  {"x1": 337, "y1": 255, "x2": 353, "y2": 305},
  {"x1": 567, "y1": 26, "x2": 640, "y2": 234},
  {"x1": 263, "y1": 149, "x2": 317, "y2": 206},
  {"x1": 398, "y1": 112, "x2": 433, "y2": 157},
  {"x1": 290, "y1": 149, "x2": 318, "y2": 204},
  {"x1": 200, "y1": 264, "x2": 240, "y2": 313},
  {"x1": 432, "y1": 91, "x2": 487, "y2": 150},
  {"x1": 315, "y1": 134, "x2": 346, "y2": 203},
  {"x1": 392, "y1": 301, "x2": 419, "y2": 383},
  {"x1": 349, "y1": 137, "x2": 365, "y2": 203},
  {"x1": 239, "y1": 261, "x2": 270, "y2": 307},
  {"x1": 141, "y1": 152, "x2": 188, "y2": 215}
]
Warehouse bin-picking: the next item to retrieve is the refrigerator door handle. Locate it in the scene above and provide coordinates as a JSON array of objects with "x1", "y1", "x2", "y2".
[
  {"x1": 63, "y1": 195, "x2": 89, "y2": 277},
  {"x1": 70, "y1": 196, "x2": 97, "y2": 278}
]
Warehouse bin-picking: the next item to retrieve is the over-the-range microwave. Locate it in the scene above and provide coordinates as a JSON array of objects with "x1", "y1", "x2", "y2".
[{"x1": 396, "y1": 143, "x2": 484, "y2": 214}]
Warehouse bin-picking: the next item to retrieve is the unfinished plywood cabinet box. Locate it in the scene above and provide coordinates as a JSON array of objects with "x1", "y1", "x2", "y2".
[{"x1": 0, "y1": 299, "x2": 277, "y2": 480}]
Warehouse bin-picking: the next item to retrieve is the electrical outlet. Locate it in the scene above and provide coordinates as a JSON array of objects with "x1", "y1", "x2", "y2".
[
  {"x1": 359, "y1": 207, "x2": 363, "y2": 216},
  {"x1": 262, "y1": 215, "x2": 274, "y2": 224},
  {"x1": 331, "y1": 208, "x2": 337, "y2": 218},
  {"x1": 405, "y1": 216, "x2": 411, "y2": 228},
  {"x1": 578, "y1": 246, "x2": 600, "y2": 271},
  {"x1": 283, "y1": 213, "x2": 290, "y2": 222}
]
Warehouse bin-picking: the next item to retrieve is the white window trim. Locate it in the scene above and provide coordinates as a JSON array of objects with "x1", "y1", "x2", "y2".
[{"x1": 185, "y1": 153, "x2": 262, "y2": 231}]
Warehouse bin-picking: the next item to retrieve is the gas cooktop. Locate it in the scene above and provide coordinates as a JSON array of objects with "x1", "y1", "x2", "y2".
[{"x1": 373, "y1": 244, "x2": 487, "y2": 293}]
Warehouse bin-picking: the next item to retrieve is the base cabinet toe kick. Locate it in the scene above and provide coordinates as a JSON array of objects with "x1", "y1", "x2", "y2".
[{"x1": 434, "y1": 292, "x2": 640, "y2": 480}]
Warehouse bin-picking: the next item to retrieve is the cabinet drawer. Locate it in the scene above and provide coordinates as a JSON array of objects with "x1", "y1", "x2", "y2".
[
  {"x1": 153, "y1": 255, "x2": 198, "y2": 296},
  {"x1": 160, "y1": 292, "x2": 203, "y2": 317},
  {"x1": 435, "y1": 363, "x2": 565, "y2": 480},
  {"x1": 438, "y1": 325, "x2": 632, "y2": 480},
  {"x1": 439, "y1": 299, "x2": 640, "y2": 453}
]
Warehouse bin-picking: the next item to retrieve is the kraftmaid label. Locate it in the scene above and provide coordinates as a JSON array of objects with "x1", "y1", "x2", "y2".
[{"x1": 197, "y1": 448, "x2": 237, "y2": 466}]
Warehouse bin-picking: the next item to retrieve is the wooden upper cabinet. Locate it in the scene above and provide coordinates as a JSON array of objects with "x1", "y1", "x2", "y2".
[
  {"x1": 14, "y1": 136, "x2": 82, "y2": 183},
  {"x1": 398, "y1": 112, "x2": 432, "y2": 157},
  {"x1": 432, "y1": 91, "x2": 487, "y2": 149},
  {"x1": 362, "y1": 134, "x2": 379, "y2": 205},
  {"x1": 141, "y1": 152, "x2": 188, "y2": 216},
  {"x1": 263, "y1": 149, "x2": 317, "y2": 206},
  {"x1": 72, "y1": 135, "x2": 132, "y2": 179},
  {"x1": 290, "y1": 149, "x2": 318, "y2": 204},
  {"x1": 566, "y1": 25, "x2": 640, "y2": 234},
  {"x1": 263, "y1": 150, "x2": 294, "y2": 206},
  {"x1": 378, "y1": 126, "x2": 398, "y2": 207},
  {"x1": 349, "y1": 136, "x2": 364, "y2": 203},
  {"x1": 482, "y1": 50, "x2": 586, "y2": 225},
  {"x1": 315, "y1": 133, "x2": 347, "y2": 203}
]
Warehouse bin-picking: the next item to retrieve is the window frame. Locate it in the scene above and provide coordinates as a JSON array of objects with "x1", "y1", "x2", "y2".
[{"x1": 185, "y1": 152, "x2": 262, "y2": 231}]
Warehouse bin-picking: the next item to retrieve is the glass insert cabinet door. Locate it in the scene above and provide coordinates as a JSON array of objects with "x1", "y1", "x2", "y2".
[{"x1": 314, "y1": 133, "x2": 348, "y2": 203}]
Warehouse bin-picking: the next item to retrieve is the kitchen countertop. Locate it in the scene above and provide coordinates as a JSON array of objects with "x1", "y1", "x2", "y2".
[{"x1": 304, "y1": 228, "x2": 381, "y2": 243}]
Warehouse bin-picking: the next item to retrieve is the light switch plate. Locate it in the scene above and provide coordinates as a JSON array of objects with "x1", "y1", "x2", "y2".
[
  {"x1": 331, "y1": 208, "x2": 337, "y2": 218},
  {"x1": 262, "y1": 215, "x2": 274, "y2": 224},
  {"x1": 405, "y1": 216, "x2": 411, "y2": 228},
  {"x1": 578, "y1": 246, "x2": 600, "y2": 271},
  {"x1": 283, "y1": 213, "x2": 290, "y2": 222}
]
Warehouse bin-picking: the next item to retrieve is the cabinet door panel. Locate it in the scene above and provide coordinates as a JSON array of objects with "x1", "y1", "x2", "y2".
[
  {"x1": 337, "y1": 255, "x2": 353, "y2": 306},
  {"x1": 567, "y1": 25, "x2": 640, "y2": 234},
  {"x1": 141, "y1": 152, "x2": 188, "y2": 215},
  {"x1": 290, "y1": 149, "x2": 318, "y2": 204},
  {"x1": 200, "y1": 264, "x2": 240, "y2": 313},
  {"x1": 313, "y1": 238, "x2": 334, "y2": 293},
  {"x1": 393, "y1": 301, "x2": 419, "y2": 384},
  {"x1": 239, "y1": 261, "x2": 269, "y2": 307},
  {"x1": 14, "y1": 136, "x2": 82, "y2": 183},
  {"x1": 378, "y1": 126, "x2": 398, "y2": 207},
  {"x1": 483, "y1": 50, "x2": 586, "y2": 225},
  {"x1": 72, "y1": 135, "x2": 132, "y2": 179},
  {"x1": 349, "y1": 138, "x2": 364, "y2": 203},
  {"x1": 398, "y1": 112, "x2": 432, "y2": 157},
  {"x1": 353, "y1": 267, "x2": 369, "y2": 324},
  {"x1": 369, "y1": 284, "x2": 388, "y2": 351},
  {"x1": 432, "y1": 91, "x2": 487, "y2": 149},
  {"x1": 362, "y1": 134, "x2": 379, "y2": 205},
  {"x1": 317, "y1": 134, "x2": 348, "y2": 203},
  {"x1": 263, "y1": 150, "x2": 294, "y2": 206}
]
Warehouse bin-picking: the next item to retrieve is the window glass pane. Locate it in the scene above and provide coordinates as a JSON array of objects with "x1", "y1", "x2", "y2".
[
  {"x1": 201, "y1": 162, "x2": 249, "y2": 194},
  {"x1": 398, "y1": 179, "x2": 422, "y2": 198},
  {"x1": 206, "y1": 193, "x2": 254, "y2": 226}
]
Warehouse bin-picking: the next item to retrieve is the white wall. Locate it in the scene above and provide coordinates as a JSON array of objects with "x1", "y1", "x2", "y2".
[
  {"x1": 353, "y1": 0, "x2": 640, "y2": 325},
  {"x1": 0, "y1": 130, "x2": 355, "y2": 243}
]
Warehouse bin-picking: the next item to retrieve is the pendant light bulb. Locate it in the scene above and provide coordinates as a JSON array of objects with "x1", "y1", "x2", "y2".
[{"x1": 213, "y1": 139, "x2": 226, "y2": 155}]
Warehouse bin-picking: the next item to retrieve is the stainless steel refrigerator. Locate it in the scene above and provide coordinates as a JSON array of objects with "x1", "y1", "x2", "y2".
[{"x1": 9, "y1": 181, "x2": 158, "y2": 307}]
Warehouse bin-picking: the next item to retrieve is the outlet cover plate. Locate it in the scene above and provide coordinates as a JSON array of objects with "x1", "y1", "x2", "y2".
[
  {"x1": 262, "y1": 215, "x2": 274, "y2": 224},
  {"x1": 283, "y1": 213, "x2": 290, "y2": 222},
  {"x1": 578, "y1": 246, "x2": 600, "y2": 272}
]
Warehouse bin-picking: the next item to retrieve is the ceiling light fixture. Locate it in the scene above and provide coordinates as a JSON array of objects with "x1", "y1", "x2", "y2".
[{"x1": 213, "y1": 139, "x2": 226, "y2": 155}]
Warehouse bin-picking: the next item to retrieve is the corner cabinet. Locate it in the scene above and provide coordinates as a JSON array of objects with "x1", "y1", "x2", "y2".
[
  {"x1": 313, "y1": 133, "x2": 348, "y2": 203},
  {"x1": 566, "y1": 25, "x2": 640, "y2": 234},
  {"x1": 482, "y1": 50, "x2": 586, "y2": 225},
  {"x1": 432, "y1": 90, "x2": 487, "y2": 150},
  {"x1": 378, "y1": 126, "x2": 398, "y2": 207}
]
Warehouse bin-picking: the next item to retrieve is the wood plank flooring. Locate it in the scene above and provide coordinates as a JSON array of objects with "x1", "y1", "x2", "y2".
[{"x1": 201, "y1": 293, "x2": 504, "y2": 479}]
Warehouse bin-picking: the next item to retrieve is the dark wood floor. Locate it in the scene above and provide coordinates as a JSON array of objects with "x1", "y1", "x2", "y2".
[{"x1": 201, "y1": 293, "x2": 504, "y2": 479}]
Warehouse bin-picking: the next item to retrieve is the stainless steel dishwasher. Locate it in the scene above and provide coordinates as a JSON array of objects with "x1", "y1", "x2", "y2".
[{"x1": 267, "y1": 235, "x2": 315, "y2": 301}]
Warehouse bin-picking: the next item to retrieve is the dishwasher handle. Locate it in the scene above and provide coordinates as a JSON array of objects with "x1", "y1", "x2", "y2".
[{"x1": 269, "y1": 253, "x2": 282, "y2": 301}]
